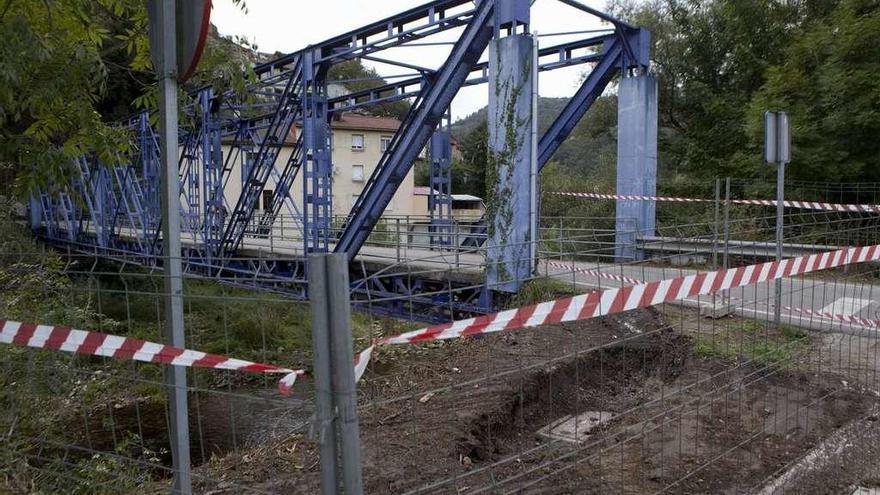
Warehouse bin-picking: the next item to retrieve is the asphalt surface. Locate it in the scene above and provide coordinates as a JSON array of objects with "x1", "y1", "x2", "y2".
[{"x1": 543, "y1": 261, "x2": 880, "y2": 334}]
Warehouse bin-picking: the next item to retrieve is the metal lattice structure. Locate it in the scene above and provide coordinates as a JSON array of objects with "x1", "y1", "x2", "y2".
[{"x1": 29, "y1": 0, "x2": 651, "y2": 322}]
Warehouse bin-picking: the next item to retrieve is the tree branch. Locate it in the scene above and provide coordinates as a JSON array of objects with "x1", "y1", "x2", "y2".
[{"x1": 0, "y1": 0, "x2": 14, "y2": 23}]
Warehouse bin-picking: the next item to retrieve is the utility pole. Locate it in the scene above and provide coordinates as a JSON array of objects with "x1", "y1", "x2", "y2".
[{"x1": 765, "y1": 111, "x2": 791, "y2": 329}]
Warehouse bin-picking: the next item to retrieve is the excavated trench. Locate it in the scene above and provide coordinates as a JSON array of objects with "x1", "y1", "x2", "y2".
[{"x1": 457, "y1": 330, "x2": 691, "y2": 463}]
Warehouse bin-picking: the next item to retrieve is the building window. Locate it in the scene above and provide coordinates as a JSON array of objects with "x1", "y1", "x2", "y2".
[
  {"x1": 261, "y1": 189, "x2": 274, "y2": 211},
  {"x1": 351, "y1": 134, "x2": 365, "y2": 151},
  {"x1": 352, "y1": 193, "x2": 360, "y2": 208},
  {"x1": 380, "y1": 135, "x2": 392, "y2": 152},
  {"x1": 352, "y1": 165, "x2": 365, "y2": 182}
]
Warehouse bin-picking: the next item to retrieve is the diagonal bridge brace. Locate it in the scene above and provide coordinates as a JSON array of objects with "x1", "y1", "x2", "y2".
[{"x1": 334, "y1": 0, "x2": 497, "y2": 261}]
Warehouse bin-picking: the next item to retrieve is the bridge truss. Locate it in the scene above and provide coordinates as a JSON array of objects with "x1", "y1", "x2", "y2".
[{"x1": 30, "y1": 0, "x2": 650, "y2": 323}]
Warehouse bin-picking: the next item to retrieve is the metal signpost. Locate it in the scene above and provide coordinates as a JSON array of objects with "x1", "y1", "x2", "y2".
[
  {"x1": 765, "y1": 111, "x2": 791, "y2": 328},
  {"x1": 147, "y1": 1, "x2": 212, "y2": 493},
  {"x1": 309, "y1": 253, "x2": 365, "y2": 495}
]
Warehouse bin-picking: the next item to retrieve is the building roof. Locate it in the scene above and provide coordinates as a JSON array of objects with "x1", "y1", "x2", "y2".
[
  {"x1": 276, "y1": 112, "x2": 400, "y2": 144},
  {"x1": 330, "y1": 113, "x2": 401, "y2": 132},
  {"x1": 413, "y1": 186, "x2": 438, "y2": 196},
  {"x1": 414, "y1": 188, "x2": 484, "y2": 203},
  {"x1": 451, "y1": 194, "x2": 483, "y2": 202}
]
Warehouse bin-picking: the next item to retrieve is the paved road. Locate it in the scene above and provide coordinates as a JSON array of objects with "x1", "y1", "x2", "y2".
[{"x1": 542, "y1": 260, "x2": 880, "y2": 335}]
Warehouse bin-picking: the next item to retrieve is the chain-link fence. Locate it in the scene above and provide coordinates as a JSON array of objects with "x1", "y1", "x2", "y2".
[{"x1": 4, "y1": 180, "x2": 880, "y2": 493}]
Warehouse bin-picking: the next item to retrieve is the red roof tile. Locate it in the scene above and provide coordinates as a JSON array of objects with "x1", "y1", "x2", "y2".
[
  {"x1": 235, "y1": 113, "x2": 401, "y2": 145},
  {"x1": 330, "y1": 113, "x2": 401, "y2": 132}
]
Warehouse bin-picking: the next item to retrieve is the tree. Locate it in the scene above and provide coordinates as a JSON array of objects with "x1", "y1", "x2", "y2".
[
  {"x1": 609, "y1": 0, "x2": 838, "y2": 179},
  {"x1": 454, "y1": 121, "x2": 489, "y2": 197},
  {"x1": 327, "y1": 60, "x2": 410, "y2": 120},
  {"x1": 749, "y1": 0, "x2": 880, "y2": 182},
  {"x1": 0, "y1": 0, "x2": 252, "y2": 196}
]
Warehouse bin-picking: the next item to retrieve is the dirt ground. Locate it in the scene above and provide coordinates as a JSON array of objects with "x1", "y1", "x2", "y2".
[{"x1": 190, "y1": 307, "x2": 880, "y2": 494}]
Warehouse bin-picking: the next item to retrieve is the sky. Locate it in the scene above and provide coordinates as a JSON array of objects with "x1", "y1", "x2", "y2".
[{"x1": 211, "y1": 0, "x2": 615, "y2": 121}]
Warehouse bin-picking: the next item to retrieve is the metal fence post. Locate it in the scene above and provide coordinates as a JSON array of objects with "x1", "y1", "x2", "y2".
[
  {"x1": 153, "y1": 0, "x2": 191, "y2": 492},
  {"x1": 308, "y1": 254, "x2": 339, "y2": 495},
  {"x1": 775, "y1": 162, "x2": 785, "y2": 328},
  {"x1": 455, "y1": 222, "x2": 461, "y2": 268},
  {"x1": 713, "y1": 178, "x2": 720, "y2": 270},
  {"x1": 327, "y1": 253, "x2": 364, "y2": 495},
  {"x1": 723, "y1": 178, "x2": 731, "y2": 305},
  {"x1": 396, "y1": 218, "x2": 401, "y2": 263}
]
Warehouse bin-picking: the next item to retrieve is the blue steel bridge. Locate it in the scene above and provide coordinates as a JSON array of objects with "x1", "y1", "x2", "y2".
[{"x1": 29, "y1": 0, "x2": 658, "y2": 323}]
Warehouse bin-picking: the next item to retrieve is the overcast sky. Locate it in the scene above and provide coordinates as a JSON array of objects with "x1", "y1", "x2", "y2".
[{"x1": 211, "y1": 0, "x2": 614, "y2": 121}]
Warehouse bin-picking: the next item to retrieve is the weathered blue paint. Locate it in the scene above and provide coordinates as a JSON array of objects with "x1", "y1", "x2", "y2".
[
  {"x1": 429, "y1": 130, "x2": 454, "y2": 246},
  {"x1": 334, "y1": 0, "x2": 496, "y2": 260},
  {"x1": 615, "y1": 73, "x2": 658, "y2": 261},
  {"x1": 486, "y1": 33, "x2": 534, "y2": 293},
  {"x1": 30, "y1": 0, "x2": 652, "y2": 322}
]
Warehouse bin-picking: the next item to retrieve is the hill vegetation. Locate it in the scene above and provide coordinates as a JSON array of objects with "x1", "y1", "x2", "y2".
[{"x1": 438, "y1": 0, "x2": 880, "y2": 209}]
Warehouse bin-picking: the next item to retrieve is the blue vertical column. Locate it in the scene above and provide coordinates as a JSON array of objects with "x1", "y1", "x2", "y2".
[
  {"x1": 486, "y1": 0, "x2": 534, "y2": 293},
  {"x1": 139, "y1": 112, "x2": 161, "y2": 232},
  {"x1": 615, "y1": 73, "x2": 658, "y2": 261},
  {"x1": 429, "y1": 130, "x2": 453, "y2": 247},
  {"x1": 94, "y1": 162, "x2": 114, "y2": 248},
  {"x1": 302, "y1": 50, "x2": 333, "y2": 255},
  {"x1": 28, "y1": 195, "x2": 42, "y2": 230},
  {"x1": 200, "y1": 89, "x2": 224, "y2": 258}
]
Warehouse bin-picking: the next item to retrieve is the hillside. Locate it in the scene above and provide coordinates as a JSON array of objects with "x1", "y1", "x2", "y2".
[{"x1": 451, "y1": 95, "x2": 619, "y2": 178}]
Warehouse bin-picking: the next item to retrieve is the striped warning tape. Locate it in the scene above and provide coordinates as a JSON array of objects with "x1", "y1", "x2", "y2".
[
  {"x1": 551, "y1": 191, "x2": 880, "y2": 214},
  {"x1": 352, "y1": 244, "x2": 880, "y2": 380},
  {"x1": 0, "y1": 320, "x2": 305, "y2": 395},
  {"x1": 545, "y1": 260, "x2": 645, "y2": 285},
  {"x1": 781, "y1": 305, "x2": 880, "y2": 328},
  {"x1": 547, "y1": 260, "x2": 880, "y2": 329},
  {"x1": 7, "y1": 246, "x2": 880, "y2": 394}
]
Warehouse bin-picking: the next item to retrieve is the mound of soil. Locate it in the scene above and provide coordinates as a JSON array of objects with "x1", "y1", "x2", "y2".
[{"x1": 191, "y1": 308, "x2": 879, "y2": 494}]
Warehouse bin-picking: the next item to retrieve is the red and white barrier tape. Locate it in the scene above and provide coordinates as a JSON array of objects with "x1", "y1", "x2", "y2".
[
  {"x1": 781, "y1": 305, "x2": 880, "y2": 328},
  {"x1": 548, "y1": 260, "x2": 880, "y2": 329},
  {"x1": 0, "y1": 320, "x2": 305, "y2": 395},
  {"x1": 545, "y1": 260, "x2": 645, "y2": 285},
  {"x1": 11, "y1": 246, "x2": 879, "y2": 393},
  {"x1": 551, "y1": 191, "x2": 880, "y2": 214},
  {"x1": 353, "y1": 245, "x2": 880, "y2": 380}
]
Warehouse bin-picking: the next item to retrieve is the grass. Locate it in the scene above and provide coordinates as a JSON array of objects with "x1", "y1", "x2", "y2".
[
  {"x1": 0, "y1": 212, "x2": 417, "y2": 493},
  {"x1": 507, "y1": 277, "x2": 581, "y2": 308},
  {"x1": 691, "y1": 318, "x2": 812, "y2": 370}
]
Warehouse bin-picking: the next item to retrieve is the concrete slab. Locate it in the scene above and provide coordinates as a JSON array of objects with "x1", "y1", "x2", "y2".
[
  {"x1": 700, "y1": 298, "x2": 735, "y2": 319},
  {"x1": 822, "y1": 297, "x2": 874, "y2": 316},
  {"x1": 538, "y1": 411, "x2": 614, "y2": 444}
]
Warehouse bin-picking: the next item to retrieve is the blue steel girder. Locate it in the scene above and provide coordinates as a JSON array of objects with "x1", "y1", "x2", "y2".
[
  {"x1": 257, "y1": 131, "x2": 304, "y2": 234},
  {"x1": 326, "y1": 34, "x2": 614, "y2": 115},
  {"x1": 253, "y1": 0, "x2": 477, "y2": 76},
  {"x1": 133, "y1": 112, "x2": 161, "y2": 233},
  {"x1": 220, "y1": 54, "x2": 304, "y2": 255},
  {"x1": 301, "y1": 51, "x2": 333, "y2": 254},
  {"x1": 334, "y1": 0, "x2": 497, "y2": 261},
  {"x1": 110, "y1": 165, "x2": 146, "y2": 251},
  {"x1": 429, "y1": 130, "x2": 454, "y2": 246},
  {"x1": 72, "y1": 156, "x2": 113, "y2": 248},
  {"x1": 199, "y1": 89, "x2": 225, "y2": 258},
  {"x1": 537, "y1": 27, "x2": 649, "y2": 170}
]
